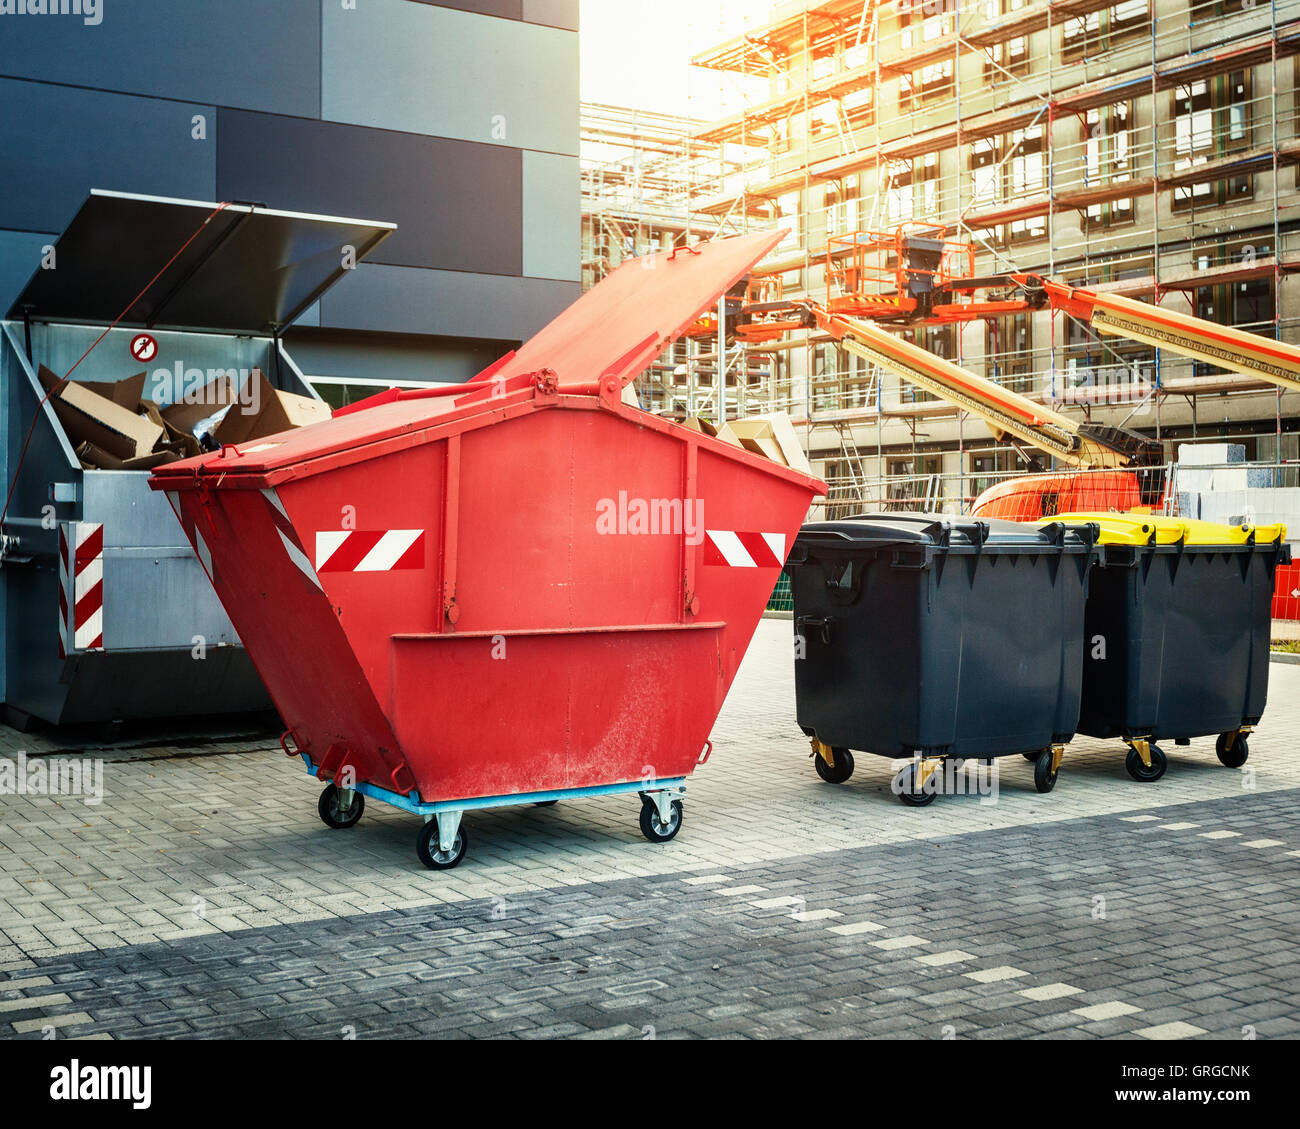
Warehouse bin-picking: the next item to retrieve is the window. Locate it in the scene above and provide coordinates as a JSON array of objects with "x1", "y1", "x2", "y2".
[
  {"x1": 1083, "y1": 103, "x2": 1135, "y2": 230},
  {"x1": 985, "y1": 313, "x2": 1033, "y2": 394},
  {"x1": 917, "y1": 152, "x2": 941, "y2": 218},
  {"x1": 1174, "y1": 72, "x2": 1252, "y2": 209},
  {"x1": 970, "y1": 137, "x2": 1000, "y2": 208},
  {"x1": 825, "y1": 176, "x2": 859, "y2": 237},
  {"x1": 884, "y1": 159, "x2": 914, "y2": 225},
  {"x1": 1063, "y1": 1, "x2": 1149, "y2": 59},
  {"x1": 1007, "y1": 125, "x2": 1044, "y2": 198}
]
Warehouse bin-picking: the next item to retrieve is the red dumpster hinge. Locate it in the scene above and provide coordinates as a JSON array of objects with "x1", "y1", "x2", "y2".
[{"x1": 532, "y1": 368, "x2": 559, "y2": 398}]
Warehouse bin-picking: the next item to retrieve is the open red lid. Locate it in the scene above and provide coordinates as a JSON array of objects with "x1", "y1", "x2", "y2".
[
  {"x1": 487, "y1": 228, "x2": 784, "y2": 390},
  {"x1": 153, "y1": 229, "x2": 786, "y2": 480}
]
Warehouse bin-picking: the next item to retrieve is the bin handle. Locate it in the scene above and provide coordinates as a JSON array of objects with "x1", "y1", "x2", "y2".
[{"x1": 795, "y1": 615, "x2": 834, "y2": 644}]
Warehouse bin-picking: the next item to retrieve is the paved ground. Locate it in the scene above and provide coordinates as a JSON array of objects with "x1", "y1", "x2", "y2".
[{"x1": 2, "y1": 619, "x2": 1299, "y2": 1039}]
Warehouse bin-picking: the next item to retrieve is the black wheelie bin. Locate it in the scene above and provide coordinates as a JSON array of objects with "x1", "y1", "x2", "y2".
[
  {"x1": 787, "y1": 513, "x2": 1099, "y2": 805},
  {"x1": 1042, "y1": 513, "x2": 1291, "y2": 782}
]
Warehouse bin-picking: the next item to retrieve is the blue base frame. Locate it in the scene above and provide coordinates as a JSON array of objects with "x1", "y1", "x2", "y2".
[{"x1": 300, "y1": 754, "x2": 686, "y2": 817}]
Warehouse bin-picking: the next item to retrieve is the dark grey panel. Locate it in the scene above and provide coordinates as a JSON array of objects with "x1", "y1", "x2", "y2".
[
  {"x1": 0, "y1": 79, "x2": 216, "y2": 234},
  {"x1": 318, "y1": 264, "x2": 579, "y2": 342},
  {"x1": 0, "y1": 230, "x2": 55, "y2": 316},
  {"x1": 218, "y1": 110, "x2": 522, "y2": 276},
  {"x1": 522, "y1": 0, "x2": 578, "y2": 30},
  {"x1": 408, "y1": 0, "x2": 521, "y2": 18},
  {"x1": 0, "y1": 0, "x2": 320, "y2": 117}
]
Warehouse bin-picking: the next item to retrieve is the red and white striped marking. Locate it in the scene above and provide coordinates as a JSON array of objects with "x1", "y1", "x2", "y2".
[
  {"x1": 163, "y1": 491, "x2": 217, "y2": 585},
  {"x1": 262, "y1": 489, "x2": 323, "y2": 591},
  {"x1": 315, "y1": 530, "x2": 425, "y2": 573},
  {"x1": 703, "y1": 530, "x2": 786, "y2": 568},
  {"x1": 58, "y1": 522, "x2": 104, "y2": 656}
]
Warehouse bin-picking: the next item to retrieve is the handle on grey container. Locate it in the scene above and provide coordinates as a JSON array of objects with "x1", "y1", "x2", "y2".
[
  {"x1": 928, "y1": 519, "x2": 989, "y2": 549},
  {"x1": 795, "y1": 615, "x2": 835, "y2": 645}
]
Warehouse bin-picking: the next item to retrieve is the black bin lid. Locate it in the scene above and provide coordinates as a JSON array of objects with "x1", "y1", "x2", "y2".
[
  {"x1": 796, "y1": 512, "x2": 1096, "y2": 554},
  {"x1": 8, "y1": 190, "x2": 396, "y2": 335}
]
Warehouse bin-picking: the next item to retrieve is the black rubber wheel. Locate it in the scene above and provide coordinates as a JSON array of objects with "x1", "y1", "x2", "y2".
[
  {"x1": 814, "y1": 747, "x2": 855, "y2": 784},
  {"x1": 1125, "y1": 744, "x2": 1168, "y2": 783},
  {"x1": 1215, "y1": 732, "x2": 1249, "y2": 768},
  {"x1": 1021, "y1": 751, "x2": 1040, "y2": 763},
  {"x1": 896, "y1": 762, "x2": 938, "y2": 807},
  {"x1": 318, "y1": 783, "x2": 365, "y2": 829},
  {"x1": 533, "y1": 799, "x2": 559, "y2": 807},
  {"x1": 639, "y1": 798, "x2": 683, "y2": 843},
  {"x1": 416, "y1": 818, "x2": 467, "y2": 870},
  {"x1": 1033, "y1": 749, "x2": 1058, "y2": 794}
]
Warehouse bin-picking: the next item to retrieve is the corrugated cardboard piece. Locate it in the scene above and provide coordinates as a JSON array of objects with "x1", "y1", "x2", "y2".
[
  {"x1": 728, "y1": 413, "x2": 812, "y2": 476},
  {"x1": 39, "y1": 365, "x2": 164, "y2": 461},
  {"x1": 680, "y1": 417, "x2": 742, "y2": 448},
  {"x1": 39, "y1": 362, "x2": 332, "y2": 469}
]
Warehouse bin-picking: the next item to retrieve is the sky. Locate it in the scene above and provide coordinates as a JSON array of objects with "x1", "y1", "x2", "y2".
[{"x1": 579, "y1": 0, "x2": 775, "y2": 121}]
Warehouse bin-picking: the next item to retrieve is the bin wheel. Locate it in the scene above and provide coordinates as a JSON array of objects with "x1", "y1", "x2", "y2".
[
  {"x1": 533, "y1": 800, "x2": 559, "y2": 807},
  {"x1": 814, "y1": 747, "x2": 855, "y2": 784},
  {"x1": 318, "y1": 784, "x2": 365, "y2": 829},
  {"x1": 416, "y1": 818, "x2": 468, "y2": 870},
  {"x1": 896, "y1": 763, "x2": 937, "y2": 808},
  {"x1": 1033, "y1": 749, "x2": 1058, "y2": 794},
  {"x1": 1125, "y1": 744, "x2": 1167, "y2": 783},
  {"x1": 1215, "y1": 733, "x2": 1249, "y2": 768},
  {"x1": 639, "y1": 799, "x2": 683, "y2": 843}
]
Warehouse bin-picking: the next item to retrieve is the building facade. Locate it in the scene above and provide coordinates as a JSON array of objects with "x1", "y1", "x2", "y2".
[
  {"x1": 0, "y1": 0, "x2": 581, "y2": 400},
  {"x1": 586, "y1": 0, "x2": 1300, "y2": 513}
]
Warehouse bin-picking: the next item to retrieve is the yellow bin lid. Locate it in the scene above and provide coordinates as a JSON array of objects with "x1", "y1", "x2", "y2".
[{"x1": 1041, "y1": 512, "x2": 1287, "y2": 547}]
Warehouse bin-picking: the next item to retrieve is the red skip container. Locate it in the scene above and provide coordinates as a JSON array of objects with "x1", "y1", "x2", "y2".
[{"x1": 151, "y1": 231, "x2": 825, "y2": 869}]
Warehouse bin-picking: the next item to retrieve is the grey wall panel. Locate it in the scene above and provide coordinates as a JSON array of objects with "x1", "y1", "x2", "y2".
[
  {"x1": 323, "y1": 0, "x2": 579, "y2": 156},
  {"x1": 522, "y1": 152, "x2": 580, "y2": 282},
  {"x1": 284, "y1": 328, "x2": 513, "y2": 385},
  {"x1": 0, "y1": 79, "x2": 216, "y2": 234},
  {"x1": 0, "y1": 230, "x2": 56, "y2": 315},
  {"x1": 319, "y1": 264, "x2": 579, "y2": 342},
  {"x1": 521, "y1": 0, "x2": 579, "y2": 30},
  {"x1": 217, "y1": 110, "x2": 522, "y2": 276},
  {"x1": 0, "y1": 0, "x2": 320, "y2": 117}
]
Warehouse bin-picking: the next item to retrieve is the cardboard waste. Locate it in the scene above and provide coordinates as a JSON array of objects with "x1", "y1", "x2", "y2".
[{"x1": 37, "y1": 364, "x2": 330, "y2": 470}]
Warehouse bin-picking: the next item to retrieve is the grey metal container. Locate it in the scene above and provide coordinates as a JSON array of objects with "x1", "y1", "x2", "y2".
[{"x1": 0, "y1": 191, "x2": 393, "y2": 726}]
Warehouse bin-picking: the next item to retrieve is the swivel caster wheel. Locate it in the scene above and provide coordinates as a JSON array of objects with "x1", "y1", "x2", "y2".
[
  {"x1": 1215, "y1": 732, "x2": 1249, "y2": 768},
  {"x1": 814, "y1": 746, "x2": 855, "y2": 784},
  {"x1": 1033, "y1": 748, "x2": 1059, "y2": 794},
  {"x1": 639, "y1": 797, "x2": 683, "y2": 843},
  {"x1": 896, "y1": 762, "x2": 937, "y2": 807},
  {"x1": 318, "y1": 783, "x2": 365, "y2": 829},
  {"x1": 1125, "y1": 744, "x2": 1167, "y2": 783},
  {"x1": 416, "y1": 817, "x2": 468, "y2": 870}
]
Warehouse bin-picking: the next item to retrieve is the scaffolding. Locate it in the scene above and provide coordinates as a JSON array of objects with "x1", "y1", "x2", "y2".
[{"x1": 582, "y1": 0, "x2": 1300, "y2": 513}]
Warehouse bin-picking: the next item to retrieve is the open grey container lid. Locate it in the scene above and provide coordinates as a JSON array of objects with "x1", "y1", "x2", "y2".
[
  {"x1": 8, "y1": 190, "x2": 396, "y2": 335},
  {"x1": 793, "y1": 512, "x2": 1099, "y2": 555}
]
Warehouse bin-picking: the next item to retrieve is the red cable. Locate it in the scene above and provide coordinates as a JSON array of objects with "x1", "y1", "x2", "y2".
[{"x1": 1, "y1": 202, "x2": 235, "y2": 529}]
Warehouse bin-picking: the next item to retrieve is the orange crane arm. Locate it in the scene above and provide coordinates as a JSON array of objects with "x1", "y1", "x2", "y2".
[
  {"x1": 1031, "y1": 278, "x2": 1300, "y2": 396},
  {"x1": 810, "y1": 306, "x2": 1136, "y2": 469}
]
